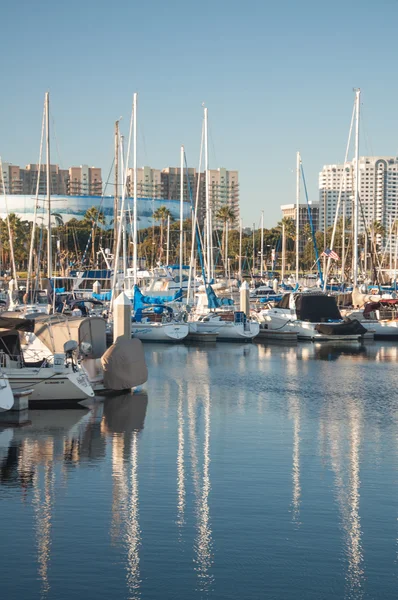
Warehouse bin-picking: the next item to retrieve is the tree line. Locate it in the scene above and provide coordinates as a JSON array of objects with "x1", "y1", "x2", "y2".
[{"x1": 0, "y1": 208, "x2": 388, "y2": 277}]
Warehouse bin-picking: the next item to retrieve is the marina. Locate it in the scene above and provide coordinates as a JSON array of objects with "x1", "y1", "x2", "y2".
[
  {"x1": 2, "y1": 1, "x2": 398, "y2": 597},
  {"x1": 2, "y1": 341, "x2": 398, "y2": 599}
]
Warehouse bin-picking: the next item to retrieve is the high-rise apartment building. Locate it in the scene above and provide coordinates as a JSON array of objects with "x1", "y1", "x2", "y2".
[
  {"x1": 0, "y1": 163, "x2": 23, "y2": 194},
  {"x1": 161, "y1": 167, "x2": 196, "y2": 202},
  {"x1": 129, "y1": 166, "x2": 240, "y2": 227},
  {"x1": 0, "y1": 163, "x2": 102, "y2": 196},
  {"x1": 68, "y1": 165, "x2": 102, "y2": 195},
  {"x1": 197, "y1": 168, "x2": 240, "y2": 227},
  {"x1": 24, "y1": 163, "x2": 69, "y2": 195},
  {"x1": 319, "y1": 156, "x2": 398, "y2": 236},
  {"x1": 280, "y1": 203, "x2": 319, "y2": 253},
  {"x1": 126, "y1": 167, "x2": 162, "y2": 198}
]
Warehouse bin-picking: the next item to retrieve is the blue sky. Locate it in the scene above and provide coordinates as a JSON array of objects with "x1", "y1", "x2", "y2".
[{"x1": 1, "y1": 0, "x2": 397, "y2": 227}]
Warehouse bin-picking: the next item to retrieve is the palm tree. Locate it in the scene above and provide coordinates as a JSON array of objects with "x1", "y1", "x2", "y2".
[
  {"x1": 52, "y1": 213, "x2": 64, "y2": 227},
  {"x1": 153, "y1": 206, "x2": 173, "y2": 260},
  {"x1": 373, "y1": 220, "x2": 386, "y2": 238},
  {"x1": 277, "y1": 217, "x2": 295, "y2": 242},
  {"x1": 83, "y1": 207, "x2": 106, "y2": 266},
  {"x1": 216, "y1": 205, "x2": 235, "y2": 275}
]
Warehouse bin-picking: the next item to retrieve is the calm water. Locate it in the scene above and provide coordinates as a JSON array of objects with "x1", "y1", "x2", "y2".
[{"x1": 2, "y1": 341, "x2": 398, "y2": 600}]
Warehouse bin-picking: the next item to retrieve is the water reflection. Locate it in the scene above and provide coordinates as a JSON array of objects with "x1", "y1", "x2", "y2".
[
  {"x1": 2, "y1": 342, "x2": 398, "y2": 599},
  {"x1": 325, "y1": 398, "x2": 364, "y2": 598},
  {"x1": 104, "y1": 393, "x2": 148, "y2": 600},
  {"x1": 177, "y1": 381, "x2": 186, "y2": 532},
  {"x1": 193, "y1": 385, "x2": 213, "y2": 593},
  {"x1": 0, "y1": 393, "x2": 148, "y2": 599}
]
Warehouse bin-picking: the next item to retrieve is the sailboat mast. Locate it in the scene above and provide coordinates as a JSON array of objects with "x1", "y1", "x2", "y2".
[
  {"x1": 180, "y1": 145, "x2": 184, "y2": 286},
  {"x1": 260, "y1": 210, "x2": 264, "y2": 278},
  {"x1": 114, "y1": 120, "x2": 119, "y2": 257},
  {"x1": 281, "y1": 221, "x2": 286, "y2": 281},
  {"x1": 46, "y1": 92, "x2": 52, "y2": 279},
  {"x1": 120, "y1": 135, "x2": 127, "y2": 277},
  {"x1": 239, "y1": 218, "x2": 242, "y2": 280},
  {"x1": 133, "y1": 93, "x2": 138, "y2": 286},
  {"x1": 204, "y1": 107, "x2": 212, "y2": 281},
  {"x1": 166, "y1": 214, "x2": 170, "y2": 266},
  {"x1": 295, "y1": 151, "x2": 300, "y2": 282},
  {"x1": 353, "y1": 88, "x2": 361, "y2": 288}
]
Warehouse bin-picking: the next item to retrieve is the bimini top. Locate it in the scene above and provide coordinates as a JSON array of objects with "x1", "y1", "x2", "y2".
[
  {"x1": 277, "y1": 293, "x2": 342, "y2": 322},
  {"x1": 32, "y1": 314, "x2": 107, "y2": 358}
]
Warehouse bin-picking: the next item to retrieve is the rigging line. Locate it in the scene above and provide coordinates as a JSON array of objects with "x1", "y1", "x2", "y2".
[
  {"x1": 208, "y1": 120, "x2": 218, "y2": 168},
  {"x1": 0, "y1": 156, "x2": 18, "y2": 285},
  {"x1": 187, "y1": 119, "x2": 206, "y2": 300},
  {"x1": 27, "y1": 98, "x2": 46, "y2": 296},
  {"x1": 49, "y1": 109, "x2": 65, "y2": 170},
  {"x1": 323, "y1": 99, "x2": 356, "y2": 290},
  {"x1": 359, "y1": 104, "x2": 374, "y2": 157},
  {"x1": 139, "y1": 125, "x2": 149, "y2": 165},
  {"x1": 301, "y1": 162, "x2": 323, "y2": 286}
]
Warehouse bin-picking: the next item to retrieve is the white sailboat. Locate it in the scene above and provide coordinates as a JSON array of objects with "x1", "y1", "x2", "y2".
[{"x1": 111, "y1": 95, "x2": 188, "y2": 343}]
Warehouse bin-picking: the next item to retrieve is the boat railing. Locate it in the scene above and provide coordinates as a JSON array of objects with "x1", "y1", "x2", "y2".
[{"x1": 0, "y1": 351, "x2": 21, "y2": 369}]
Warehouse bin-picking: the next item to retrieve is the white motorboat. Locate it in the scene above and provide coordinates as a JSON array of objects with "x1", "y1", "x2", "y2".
[
  {"x1": 189, "y1": 313, "x2": 259, "y2": 341},
  {"x1": 0, "y1": 316, "x2": 94, "y2": 402},
  {"x1": 131, "y1": 321, "x2": 189, "y2": 342},
  {"x1": 344, "y1": 299, "x2": 398, "y2": 339},
  {"x1": 260, "y1": 292, "x2": 368, "y2": 341}
]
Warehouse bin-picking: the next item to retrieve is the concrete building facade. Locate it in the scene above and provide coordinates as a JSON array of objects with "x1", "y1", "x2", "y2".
[
  {"x1": 126, "y1": 166, "x2": 162, "y2": 198},
  {"x1": 161, "y1": 167, "x2": 196, "y2": 203},
  {"x1": 280, "y1": 202, "x2": 319, "y2": 253},
  {"x1": 68, "y1": 165, "x2": 102, "y2": 196},
  {"x1": 197, "y1": 168, "x2": 240, "y2": 227},
  {"x1": 23, "y1": 164, "x2": 69, "y2": 195},
  {"x1": 319, "y1": 156, "x2": 398, "y2": 236},
  {"x1": 0, "y1": 163, "x2": 102, "y2": 196}
]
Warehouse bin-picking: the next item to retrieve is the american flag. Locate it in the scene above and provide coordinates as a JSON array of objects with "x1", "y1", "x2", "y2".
[{"x1": 321, "y1": 248, "x2": 339, "y2": 260}]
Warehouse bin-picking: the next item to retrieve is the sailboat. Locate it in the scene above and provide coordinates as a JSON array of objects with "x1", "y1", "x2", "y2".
[
  {"x1": 186, "y1": 106, "x2": 259, "y2": 341},
  {"x1": 115, "y1": 103, "x2": 188, "y2": 342}
]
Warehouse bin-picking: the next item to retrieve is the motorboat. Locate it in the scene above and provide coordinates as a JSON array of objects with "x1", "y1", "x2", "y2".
[
  {"x1": 0, "y1": 316, "x2": 95, "y2": 402},
  {"x1": 344, "y1": 299, "x2": 398, "y2": 339},
  {"x1": 249, "y1": 285, "x2": 282, "y2": 302},
  {"x1": 189, "y1": 312, "x2": 259, "y2": 341},
  {"x1": 259, "y1": 292, "x2": 368, "y2": 341},
  {"x1": 131, "y1": 309, "x2": 189, "y2": 342}
]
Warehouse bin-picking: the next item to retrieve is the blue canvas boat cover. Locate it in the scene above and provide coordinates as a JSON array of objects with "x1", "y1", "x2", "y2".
[{"x1": 206, "y1": 285, "x2": 234, "y2": 309}]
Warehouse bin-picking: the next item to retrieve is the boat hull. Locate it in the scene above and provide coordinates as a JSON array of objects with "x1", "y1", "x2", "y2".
[
  {"x1": 0, "y1": 376, "x2": 14, "y2": 411},
  {"x1": 190, "y1": 320, "x2": 259, "y2": 341},
  {"x1": 131, "y1": 323, "x2": 189, "y2": 342},
  {"x1": 5, "y1": 369, "x2": 94, "y2": 402}
]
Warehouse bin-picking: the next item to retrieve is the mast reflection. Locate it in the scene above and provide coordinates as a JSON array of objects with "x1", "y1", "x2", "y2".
[
  {"x1": 105, "y1": 392, "x2": 148, "y2": 600},
  {"x1": 177, "y1": 382, "x2": 186, "y2": 532},
  {"x1": 126, "y1": 430, "x2": 141, "y2": 598},
  {"x1": 327, "y1": 402, "x2": 364, "y2": 598},
  {"x1": 286, "y1": 353, "x2": 301, "y2": 525},
  {"x1": 291, "y1": 405, "x2": 301, "y2": 525},
  {"x1": 194, "y1": 386, "x2": 213, "y2": 593},
  {"x1": 346, "y1": 405, "x2": 364, "y2": 596},
  {"x1": 31, "y1": 446, "x2": 54, "y2": 598}
]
